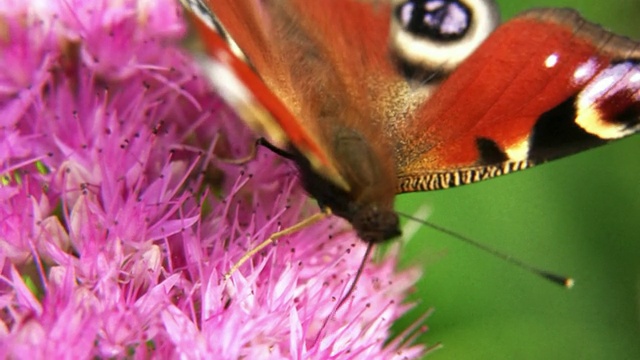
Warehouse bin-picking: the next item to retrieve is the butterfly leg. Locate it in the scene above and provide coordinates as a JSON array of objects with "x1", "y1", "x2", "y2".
[
  {"x1": 217, "y1": 137, "x2": 295, "y2": 165},
  {"x1": 254, "y1": 137, "x2": 296, "y2": 160},
  {"x1": 223, "y1": 208, "x2": 332, "y2": 281},
  {"x1": 215, "y1": 138, "x2": 261, "y2": 165}
]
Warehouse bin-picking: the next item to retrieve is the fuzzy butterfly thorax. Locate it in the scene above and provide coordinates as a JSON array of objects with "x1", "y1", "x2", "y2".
[
  {"x1": 182, "y1": 0, "x2": 640, "y2": 244},
  {"x1": 290, "y1": 129, "x2": 401, "y2": 243}
]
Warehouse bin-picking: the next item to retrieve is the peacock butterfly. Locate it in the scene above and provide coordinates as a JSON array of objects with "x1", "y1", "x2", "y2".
[{"x1": 180, "y1": 0, "x2": 640, "y2": 248}]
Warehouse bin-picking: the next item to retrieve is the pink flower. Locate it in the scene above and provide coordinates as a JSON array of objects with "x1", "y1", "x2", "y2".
[{"x1": 0, "y1": 0, "x2": 425, "y2": 358}]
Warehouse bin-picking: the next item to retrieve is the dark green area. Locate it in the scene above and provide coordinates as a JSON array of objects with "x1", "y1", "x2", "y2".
[{"x1": 393, "y1": 1, "x2": 640, "y2": 359}]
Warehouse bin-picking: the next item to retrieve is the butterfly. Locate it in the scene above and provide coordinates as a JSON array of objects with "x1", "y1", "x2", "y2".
[{"x1": 181, "y1": 0, "x2": 640, "y2": 247}]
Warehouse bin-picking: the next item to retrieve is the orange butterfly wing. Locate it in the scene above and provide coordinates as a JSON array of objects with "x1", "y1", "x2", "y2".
[
  {"x1": 396, "y1": 9, "x2": 640, "y2": 192},
  {"x1": 182, "y1": 1, "x2": 640, "y2": 243}
]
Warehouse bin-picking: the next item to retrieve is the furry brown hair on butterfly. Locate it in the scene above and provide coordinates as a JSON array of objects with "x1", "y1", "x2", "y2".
[{"x1": 181, "y1": 0, "x2": 639, "y2": 247}]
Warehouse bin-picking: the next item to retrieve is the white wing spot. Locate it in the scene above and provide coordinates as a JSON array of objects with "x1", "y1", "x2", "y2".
[
  {"x1": 573, "y1": 58, "x2": 598, "y2": 85},
  {"x1": 505, "y1": 139, "x2": 530, "y2": 162},
  {"x1": 544, "y1": 53, "x2": 559, "y2": 68}
]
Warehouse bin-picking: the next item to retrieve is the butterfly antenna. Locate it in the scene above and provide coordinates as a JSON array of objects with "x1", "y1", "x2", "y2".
[
  {"x1": 398, "y1": 212, "x2": 574, "y2": 288},
  {"x1": 336, "y1": 242, "x2": 375, "y2": 309},
  {"x1": 313, "y1": 242, "x2": 375, "y2": 347}
]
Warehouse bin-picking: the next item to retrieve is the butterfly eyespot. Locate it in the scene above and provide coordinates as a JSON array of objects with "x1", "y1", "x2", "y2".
[
  {"x1": 390, "y1": 0, "x2": 500, "y2": 75},
  {"x1": 396, "y1": 0, "x2": 472, "y2": 41},
  {"x1": 575, "y1": 60, "x2": 640, "y2": 140}
]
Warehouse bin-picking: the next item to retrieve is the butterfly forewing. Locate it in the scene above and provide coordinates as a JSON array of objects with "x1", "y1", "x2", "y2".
[
  {"x1": 183, "y1": 0, "x2": 353, "y2": 191},
  {"x1": 396, "y1": 8, "x2": 640, "y2": 193}
]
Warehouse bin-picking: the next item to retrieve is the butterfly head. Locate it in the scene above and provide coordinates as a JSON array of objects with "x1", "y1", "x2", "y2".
[{"x1": 350, "y1": 204, "x2": 401, "y2": 244}]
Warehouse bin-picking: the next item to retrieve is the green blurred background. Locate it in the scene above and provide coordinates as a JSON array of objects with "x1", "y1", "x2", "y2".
[{"x1": 393, "y1": 0, "x2": 640, "y2": 359}]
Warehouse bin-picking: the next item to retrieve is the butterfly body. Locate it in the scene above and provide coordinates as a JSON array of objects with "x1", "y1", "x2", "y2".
[
  {"x1": 193, "y1": 0, "x2": 410, "y2": 242},
  {"x1": 183, "y1": 0, "x2": 640, "y2": 243}
]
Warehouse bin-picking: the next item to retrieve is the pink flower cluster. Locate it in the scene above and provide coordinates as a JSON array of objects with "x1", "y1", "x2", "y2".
[{"x1": 0, "y1": 0, "x2": 424, "y2": 358}]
